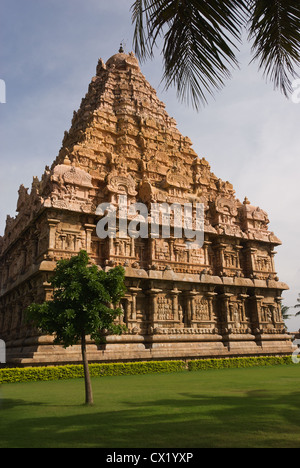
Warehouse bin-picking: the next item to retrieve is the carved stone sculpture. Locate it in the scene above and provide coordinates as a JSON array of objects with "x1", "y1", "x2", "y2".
[{"x1": 0, "y1": 50, "x2": 293, "y2": 364}]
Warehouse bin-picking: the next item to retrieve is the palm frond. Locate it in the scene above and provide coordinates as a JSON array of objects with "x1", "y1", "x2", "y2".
[
  {"x1": 131, "y1": 0, "x2": 249, "y2": 109},
  {"x1": 294, "y1": 294, "x2": 300, "y2": 316},
  {"x1": 131, "y1": 0, "x2": 300, "y2": 108},
  {"x1": 248, "y1": 0, "x2": 300, "y2": 97},
  {"x1": 131, "y1": 0, "x2": 153, "y2": 60},
  {"x1": 281, "y1": 305, "x2": 291, "y2": 320}
]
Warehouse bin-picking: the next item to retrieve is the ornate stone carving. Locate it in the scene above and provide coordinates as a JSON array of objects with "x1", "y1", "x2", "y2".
[
  {"x1": 0, "y1": 50, "x2": 292, "y2": 364},
  {"x1": 106, "y1": 173, "x2": 137, "y2": 198}
]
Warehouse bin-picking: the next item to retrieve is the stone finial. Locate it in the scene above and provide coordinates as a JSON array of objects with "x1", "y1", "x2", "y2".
[
  {"x1": 243, "y1": 197, "x2": 251, "y2": 205},
  {"x1": 63, "y1": 156, "x2": 71, "y2": 166},
  {"x1": 96, "y1": 58, "x2": 107, "y2": 75}
]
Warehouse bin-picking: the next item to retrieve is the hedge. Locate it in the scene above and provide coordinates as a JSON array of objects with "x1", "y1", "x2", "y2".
[
  {"x1": 0, "y1": 360, "x2": 186, "y2": 384},
  {"x1": 0, "y1": 356, "x2": 295, "y2": 384},
  {"x1": 188, "y1": 355, "x2": 294, "y2": 372}
]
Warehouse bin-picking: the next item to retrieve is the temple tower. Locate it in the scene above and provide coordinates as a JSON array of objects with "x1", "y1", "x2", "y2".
[{"x1": 0, "y1": 51, "x2": 293, "y2": 364}]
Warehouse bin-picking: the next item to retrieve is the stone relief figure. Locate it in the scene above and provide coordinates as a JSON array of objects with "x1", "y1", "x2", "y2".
[
  {"x1": 233, "y1": 306, "x2": 241, "y2": 328},
  {"x1": 261, "y1": 305, "x2": 275, "y2": 326},
  {"x1": 157, "y1": 296, "x2": 174, "y2": 321},
  {"x1": 224, "y1": 252, "x2": 238, "y2": 268},
  {"x1": 256, "y1": 255, "x2": 272, "y2": 272},
  {"x1": 229, "y1": 302, "x2": 241, "y2": 324},
  {"x1": 194, "y1": 298, "x2": 210, "y2": 321},
  {"x1": 178, "y1": 305, "x2": 184, "y2": 323},
  {"x1": 267, "y1": 309, "x2": 273, "y2": 324}
]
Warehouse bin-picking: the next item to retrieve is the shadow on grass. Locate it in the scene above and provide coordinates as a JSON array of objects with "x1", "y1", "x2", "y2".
[
  {"x1": 1, "y1": 390, "x2": 300, "y2": 448},
  {"x1": 0, "y1": 399, "x2": 43, "y2": 410}
]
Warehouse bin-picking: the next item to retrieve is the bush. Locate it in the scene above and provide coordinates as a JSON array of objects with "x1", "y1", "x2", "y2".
[
  {"x1": 0, "y1": 356, "x2": 294, "y2": 384},
  {"x1": 89, "y1": 361, "x2": 186, "y2": 377},
  {"x1": 0, "y1": 360, "x2": 186, "y2": 384},
  {"x1": 188, "y1": 355, "x2": 293, "y2": 372}
]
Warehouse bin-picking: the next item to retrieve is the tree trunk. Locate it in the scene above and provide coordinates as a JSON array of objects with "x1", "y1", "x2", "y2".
[{"x1": 81, "y1": 333, "x2": 94, "y2": 405}]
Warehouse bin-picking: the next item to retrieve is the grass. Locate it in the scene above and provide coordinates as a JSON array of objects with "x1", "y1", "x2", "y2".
[{"x1": 1, "y1": 364, "x2": 300, "y2": 448}]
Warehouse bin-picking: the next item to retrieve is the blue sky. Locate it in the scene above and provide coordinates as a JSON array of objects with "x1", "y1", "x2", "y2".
[{"x1": 0, "y1": 0, "x2": 299, "y2": 330}]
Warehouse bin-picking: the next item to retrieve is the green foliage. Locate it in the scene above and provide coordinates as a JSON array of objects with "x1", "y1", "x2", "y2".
[
  {"x1": 295, "y1": 293, "x2": 300, "y2": 316},
  {"x1": 88, "y1": 360, "x2": 187, "y2": 377},
  {"x1": 0, "y1": 361, "x2": 186, "y2": 384},
  {"x1": 0, "y1": 356, "x2": 294, "y2": 384},
  {"x1": 26, "y1": 250, "x2": 127, "y2": 347},
  {"x1": 188, "y1": 355, "x2": 293, "y2": 371},
  {"x1": 2, "y1": 367, "x2": 300, "y2": 448},
  {"x1": 281, "y1": 304, "x2": 291, "y2": 320}
]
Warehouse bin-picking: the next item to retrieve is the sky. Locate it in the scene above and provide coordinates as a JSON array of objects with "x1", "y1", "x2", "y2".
[{"x1": 0, "y1": 0, "x2": 299, "y2": 331}]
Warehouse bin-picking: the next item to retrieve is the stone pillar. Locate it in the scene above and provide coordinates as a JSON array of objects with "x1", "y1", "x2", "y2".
[
  {"x1": 249, "y1": 294, "x2": 264, "y2": 332},
  {"x1": 123, "y1": 295, "x2": 132, "y2": 327},
  {"x1": 124, "y1": 287, "x2": 141, "y2": 331},
  {"x1": 84, "y1": 224, "x2": 96, "y2": 254},
  {"x1": 185, "y1": 290, "x2": 198, "y2": 327},
  {"x1": 109, "y1": 237, "x2": 114, "y2": 256},
  {"x1": 238, "y1": 294, "x2": 249, "y2": 322},
  {"x1": 219, "y1": 293, "x2": 234, "y2": 331},
  {"x1": 147, "y1": 288, "x2": 162, "y2": 328},
  {"x1": 127, "y1": 287, "x2": 139, "y2": 322},
  {"x1": 48, "y1": 219, "x2": 60, "y2": 250},
  {"x1": 149, "y1": 238, "x2": 156, "y2": 267},
  {"x1": 131, "y1": 237, "x2": 135, "y2": 258},
  {"x1": 170, "y1": 287, "x2": 181, "y2": 323},
  {"x1": 60, "y1": 234, "x2": 67, "y2": 251},
  {"x1": 235, "y1": 244, "x2": 243, "y2": 271},
  {"x1": 219, "y1": 243, "x2": 228, "y2": 273},
  {"x1": 213, "y1": 242, "x2": 227, "y2": 276},
  {"x1": 270, "y1": 249, "x2": 277, "y2": 276},
  {"x1": 206, "y1": 291, "x2": 218, "y2": 322},
  {"x1": 203, "y1": 241, "x2": 211, "y2": 267},
  {"x1": 244, "y1": 246, "x2": 257, "y2": 277},
  {"x1": 274, "y1": 297, "x2": 285, "y2": 326},
  {"x1": 169, "y1": 239, "x2": 175, "y2": 262}
]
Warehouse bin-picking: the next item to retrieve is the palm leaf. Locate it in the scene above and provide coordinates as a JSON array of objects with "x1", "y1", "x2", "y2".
[
  {"x1": 131, "y1": 0, "x2": 153, "y2": 60},
  {"x1": 131, "y1": 0, "x2": 300, "y2": 108},
  {"x1": 295, "y1": 294, "x2": 300, "y2": 316},
  {"x1": 281, "y1": 305, "x2": 291, "y2": 320},
  {"x1": 248, "y1": 0, "x2": 300, "y2": 96},
  {"x1": 131, "y1": 0, "x2": 249, "y2": 109}
]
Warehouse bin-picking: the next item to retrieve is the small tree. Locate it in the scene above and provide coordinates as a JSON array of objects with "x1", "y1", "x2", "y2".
[
  {"x1": 295, "y1": 294, "x2": 300, "y2": 316},
  {"x1": 281, "y1": 304, "x2": 291, "y2": 321},
  {"x1": 26, "y1": 250, "x2": 126, "y2": 405}
]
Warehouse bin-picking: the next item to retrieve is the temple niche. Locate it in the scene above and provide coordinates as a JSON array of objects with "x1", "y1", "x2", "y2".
[{"x1": 0, "y1": 50, "x2": 293, "y2": 365}]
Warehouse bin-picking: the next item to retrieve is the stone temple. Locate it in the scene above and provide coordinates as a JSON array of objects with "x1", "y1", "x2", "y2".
[{"x1": 0, "y1": 50, "x2": 294, "y2": 365}]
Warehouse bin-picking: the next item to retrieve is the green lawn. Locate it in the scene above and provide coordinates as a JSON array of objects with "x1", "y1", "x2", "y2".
[{"x1": 1, "y1": 365, "x2": 300, "y2": 448}]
